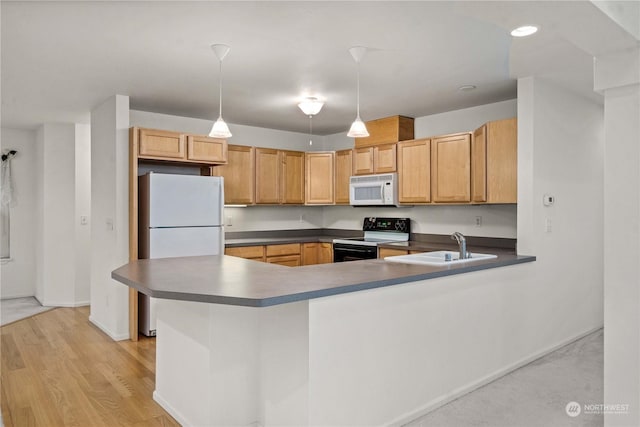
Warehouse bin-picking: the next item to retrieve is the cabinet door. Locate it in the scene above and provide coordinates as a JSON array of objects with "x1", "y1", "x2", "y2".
[
  {"x1": 265, "y1": 243, "x2": 300, "y2": 257},
  {"x1": 212, "y1": 145, "x2": 255, "y2": 204},
  {"x1": 353, "y1": 147, "x2": 374, "y2": 175},
  {"x1": 255, "y1": 148, "x2": 280, "y2": 204},
  {"x1": 378, "y1": 248, "x2": 409, "y2": 258},
  {"x1": 305, "y1": 152, "x2": 335, "y2": 205},
  {"x1": 471, "y1": 125, "x2": 487, "y2": 202},
  {"x1": 486, "y1": 118, "x2": 517, "y2": 203},
  {"x1": 431, "y1": 133, "x2": 471, "y2": 203},
  {"x1": 398, "y1": 139, "x2": 431, "y2": 203},
  {"x1": 302, "y1": 243, "x2": 319, "y2": 265},
  {"x1": 139, "y1": 128, "x2": 185, "y2": 160},
  {"x1": 335, "y1": 149, "x2": 353, "y2": 204},
  {"x1": 281, "y1": 151, "x2": 305, "y2": 204},
  {"x1": 373, "y1": 144, "x2": 397, "y2": 173},
  {"x1": 319, "y1": 243, "x2": 334, "y2": 264},
  {"x1": 186, "y1": 135, "x2": 228, "y2": 164}
]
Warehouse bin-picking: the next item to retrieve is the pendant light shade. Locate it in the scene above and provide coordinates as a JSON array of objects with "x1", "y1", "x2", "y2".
[
  {"x1": 347, "y1": 46, "x2": 369, "y2": 138},
  {"x1": 209, "y1": 44, "x2": 232, "y2": 138}
]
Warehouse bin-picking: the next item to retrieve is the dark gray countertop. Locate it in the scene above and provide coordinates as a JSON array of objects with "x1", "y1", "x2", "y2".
[
  {"x1": 112, "y1": 250, "x2": 535, "y2": 307},
  {"x1": 225, "y1": 235, "x2": 341, "y2": 247}
]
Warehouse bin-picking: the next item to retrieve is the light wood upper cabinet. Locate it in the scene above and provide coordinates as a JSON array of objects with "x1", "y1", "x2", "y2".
[
  {"x1": 255, "y1": 148, "x2": 280, "y2": 204},
  {"x1": 211, "y1": 145, "x2": 255, "y2": 204},
  {"x1": 186, "y1": 135, "x2": 228, "y2": 163},
  {"x1": 355, "y1": 116, "x2": 414, "y2": 148},
  {"x1": 431, "y1": 133, "x2": 471, "y2": 203},
  {"x1": 138, "y1": 128, "x2": 186, "y2": 160},
  {"x1": 373, "y1": 144, "x2": 397, "y2": 173},
  {"x1": 335, "y1": 149, "x2": 353, "y2": 205},
  {"x1": 280, "y1": 150, "x2": 305, "y2": 204},
  {"x1": 397, "y1": 138, "x2": 431, "y2": 204},
  {"x1": 137, "y1": 128, "x2": 228, "y2": 165},
  {"x1": 472, "y1": 118, "x2": 517, "y2": 204},
  {"x1": 353, "y1": 147, "x2": 375, "y2": 175},
  {"x1": 471, "y1": 125, "x2": 487, "y2": 202},
  {"x1": 354, "y1": 144, "x2": 397, "y2": 175},
  {"x1": 305, "y1": 152, "x2": 335, "y2": 205}
]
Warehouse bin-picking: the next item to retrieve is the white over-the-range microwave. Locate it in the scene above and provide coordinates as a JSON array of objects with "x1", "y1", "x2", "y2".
[{"x1": 349, "y1": 173, "x2": 399, "y2": 206}]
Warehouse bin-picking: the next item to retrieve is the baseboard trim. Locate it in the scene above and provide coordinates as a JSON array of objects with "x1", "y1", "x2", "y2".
[
  {"x1": 153, "y1": 390, "x2": 192, "y2": 427},
  {"x1": 0, "y1": 292, "x2": 36, "y2": 300},
  {"x1": 88, "y1": 315, "x2": 130, "y2": 342},
  {"x1": 42, "y1": 300, "x2": 90, "y2": 308},
  {"x1": 387, "y1": 325, "x2": 604, "y2": 426}
]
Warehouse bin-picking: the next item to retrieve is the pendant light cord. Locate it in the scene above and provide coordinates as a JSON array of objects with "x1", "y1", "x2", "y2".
[
  {"x1": 218, "y1": 59, "x2": 223, "y2": 120},
  {"x1": 356, "y1": 61, "x2": 361, "y2": 119}
]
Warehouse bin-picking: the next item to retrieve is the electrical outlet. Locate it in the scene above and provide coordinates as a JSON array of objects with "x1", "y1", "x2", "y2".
[
  {"x1": 80, "y1": 215, "x2": 88, "y2": 225},
  {"x1": 475, "y1": 216, "x2": 482, "y2": 227},
  {"x1": 226, "y1": 215, "x2": 233, "y2": 226},
  {"x1": 545, "y1": 218, "x2": 552, "y2": 233}
]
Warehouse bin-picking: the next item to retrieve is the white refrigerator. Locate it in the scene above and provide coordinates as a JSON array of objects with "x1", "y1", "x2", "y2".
[{"x1": 138, "y1": 172, "x2": 224, "y2": 336}]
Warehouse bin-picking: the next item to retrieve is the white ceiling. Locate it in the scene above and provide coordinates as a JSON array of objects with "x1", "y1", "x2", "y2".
[{"x1": 1, "y1": 1, "x2": 637, "y2": 135}]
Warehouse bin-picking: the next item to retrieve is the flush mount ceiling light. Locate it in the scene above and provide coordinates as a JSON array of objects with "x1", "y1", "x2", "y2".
[
  {"x1": 347, "y1": 46, "x2": 369, "y2": 138},
  {"x1": 298, "y1": 97, "x2": 324, "y2": 116},
  {"x1": 510, "y1": 25, "x2": 538, "y2": 37},
  {"x1": 209, "y1": 44, "x2": 232, "y2": 139},
  {"x1": 298, "y1": 97, "x2": 324, "y2": 146}
]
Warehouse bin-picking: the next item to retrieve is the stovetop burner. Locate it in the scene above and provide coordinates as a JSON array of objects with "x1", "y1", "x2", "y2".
[{"x1": 333, "y1": 218, "x2": 410, "y2": 247}]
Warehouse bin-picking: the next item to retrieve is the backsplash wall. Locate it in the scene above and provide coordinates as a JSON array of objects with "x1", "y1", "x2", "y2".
[{"x1": 323, "y1": 205, "x2": 517, "y2": 238}]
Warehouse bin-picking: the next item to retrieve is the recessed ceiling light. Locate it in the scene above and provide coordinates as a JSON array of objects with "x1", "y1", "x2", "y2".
[
  {"x1": 458, "y1": 85, "x2": 476, "y2": 92},
  {"x1": 511, "y1": 25, "x2": 538, "y2": 37}
]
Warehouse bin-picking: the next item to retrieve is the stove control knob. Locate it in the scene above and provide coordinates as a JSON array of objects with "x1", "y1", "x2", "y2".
[{"x1": 395, "y1": 222, "x2": 407, "y2": 232}]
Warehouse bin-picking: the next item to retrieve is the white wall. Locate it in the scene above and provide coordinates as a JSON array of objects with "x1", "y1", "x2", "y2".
[
  {"x1": 90, "y1": 95, "x2": 130, "y2": 340},
  {"x1": 75, "y1": 124, "x2": 91, "y2": 304},
  {"x1": 0, "y1": 128, "x2": 37, "y2": 299},
  {"x1": 36, "y1": 124, "x2": 78, "y2": 306},
  {"x1": 596, "y1": 47, "x2": 640, "y2": 426}
]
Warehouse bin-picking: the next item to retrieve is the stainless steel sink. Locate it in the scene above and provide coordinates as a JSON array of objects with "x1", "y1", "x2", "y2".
[{"x1": 384, "y1": 250, "x2": 497, "y2": 266}]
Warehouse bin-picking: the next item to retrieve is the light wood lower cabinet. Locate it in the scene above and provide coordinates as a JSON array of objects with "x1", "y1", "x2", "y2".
[
  {"x1": 211, "y1": 145, "x2": 255, "y2": 204},
  {"x1": 335, "y1": 149, "x2": 353, "y2": 204},
  {"x1": 302, "y1": 242, "x2": 334, "y2": 265},
  {"x1": 398, "y1": 138, "x2": 431, "y2": 203},
  {"x1": 431, "y1": 133, "x2": 471, "y2": 203},
  {"x1": 225, "y1": 245, "x2": 265, "y2": 262},
  {"x1": 305, "y1": 152, "x2": 335, "y2": 205},
  {"x1": 378, "y1": 248, "x2": 409, "y2": 258},
  {"x1": 266, "y1": 243, "x2": 301, "y2": 267},
  {"x1": 472, "y1": 117, "x2": 517, "y2": 203}
]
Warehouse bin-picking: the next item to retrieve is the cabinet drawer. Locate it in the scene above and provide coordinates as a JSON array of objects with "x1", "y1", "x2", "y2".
[
  {"x1": 225, "y1": 246, "x2": 265, "y2": 260},
  {"x1": 139, "y1": 128, "x2": 185, "y2": 160},
  {"x1": 266, "y1": 255, "x2": 301, "y2": 267},
  {"x1": 186, "y1": 135, "x2": 228, "y2": 163},
  {"x1": 265, "y1": 243, "x2": 301, "y2": 257},
  {"x1": 378, "y1": 248, "x2": 409, "y2": 258}
]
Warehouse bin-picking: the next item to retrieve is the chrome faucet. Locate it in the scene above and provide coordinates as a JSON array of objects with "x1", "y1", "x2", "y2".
[{"x1": 451, "y1": 232, "x2": 468, "y2": 260}]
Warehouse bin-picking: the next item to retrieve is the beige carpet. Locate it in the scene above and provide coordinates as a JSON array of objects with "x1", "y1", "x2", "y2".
[{"x1": 1, "y1": 297, "x2": 54, "y2": 326}]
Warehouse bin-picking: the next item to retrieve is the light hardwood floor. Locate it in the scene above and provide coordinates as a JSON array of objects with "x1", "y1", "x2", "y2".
[{"x1": 1, "y1": 306, "x2": 179, "y2": 427}]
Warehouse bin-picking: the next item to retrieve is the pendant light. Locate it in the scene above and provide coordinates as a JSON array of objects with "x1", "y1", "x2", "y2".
[
  {"x1": 209, "y1": 44, "x2": 232, "y2": 138},
  {"x1": 298, "y1": 96, "x2": 324, "y2": 146},
  {"x1": 347, "y1": 46, "x2": 369, "y2": 138}
]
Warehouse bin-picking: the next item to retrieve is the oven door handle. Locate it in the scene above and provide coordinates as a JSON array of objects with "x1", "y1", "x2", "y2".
[{"x1": 336, "y1": 248, "x2": 373, "y2": 253}]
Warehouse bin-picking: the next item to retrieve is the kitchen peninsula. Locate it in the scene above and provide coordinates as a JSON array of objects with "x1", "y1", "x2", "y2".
[{"x1": 112, "y1": 251, "x2": 535, "y2": 426}]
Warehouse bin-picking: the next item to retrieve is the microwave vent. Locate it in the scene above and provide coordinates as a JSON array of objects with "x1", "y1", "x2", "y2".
[{"x1": 350, "y1": 174, "x2": 395, "y2": 184}]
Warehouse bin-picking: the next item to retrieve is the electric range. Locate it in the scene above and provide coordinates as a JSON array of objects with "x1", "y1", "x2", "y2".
[{"x1": 333, "y1": 217, "x2": 410, "y2": 262}]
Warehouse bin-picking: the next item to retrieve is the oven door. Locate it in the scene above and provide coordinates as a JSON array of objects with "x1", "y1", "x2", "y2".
[{"x1": 333, "y1": 243, "x2": 378, "y2": 262}]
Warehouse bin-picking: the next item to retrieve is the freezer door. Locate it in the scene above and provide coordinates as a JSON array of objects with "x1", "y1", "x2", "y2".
[
  {"x1": 148, "y1": 173, "x2": 223, "y2": 227},
  {"x1": 148, "y1": 227, "x2": 223, "y2": 258}
]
